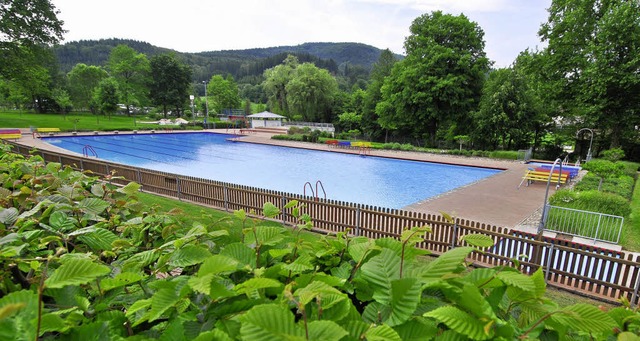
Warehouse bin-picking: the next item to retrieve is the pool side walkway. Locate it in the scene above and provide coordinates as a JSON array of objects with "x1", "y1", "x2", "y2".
[{"x1": 12, "y1": 128, "x2": 615, "y2": 250}]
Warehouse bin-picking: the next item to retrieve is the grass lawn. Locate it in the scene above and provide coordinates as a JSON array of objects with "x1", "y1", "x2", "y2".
[
  {"x1": 0, "y1": 110, "x2": 193, "y2": 132},
  {"x1": 622, "y1": 174, "x2": 640, "y2": 251}
]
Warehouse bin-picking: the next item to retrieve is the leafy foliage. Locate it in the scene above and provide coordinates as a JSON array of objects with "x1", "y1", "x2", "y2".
[{"x1": 0, "y1": 144, "x2": 637, "y2": 340}]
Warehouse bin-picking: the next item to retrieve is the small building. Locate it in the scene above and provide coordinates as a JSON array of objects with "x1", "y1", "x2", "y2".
[{"x1": 248, "y1": 111, "x2": 286, "y2": 128}]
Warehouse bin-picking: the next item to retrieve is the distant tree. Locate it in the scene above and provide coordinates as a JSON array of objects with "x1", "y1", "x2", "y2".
[
  {"x1": 149, "y1": 54, "x2": 192, "y2": 118},
  {"x1": 539, "y1": 0, "x2": 640, "y2": 149},
  {"x1": 286, "y1": 62, "x2": 338, "y2": 122},
  {"x1": 263, "y1": 55, "x2": 299, "y2": 116},
  {"x1": 107, "y1": 45, "x2": 150, "y2": 115},
  {"x1": 93, "y1": 77, "x2": 119, "y2": 119},
  {"x1": 377, "y1": 11, "x2": 490, "y2": 146},
  {"x1": 0, "y1": 0, "x2": 64, "y2": 79},
  {"x1": 362, "y1": 49, "x2": 396, "y2": 141},
  {"x1": 67, "y1": 64, "x2": 108, "y2": 111},
  {"x1": 51, "y1": 87, "x2": 72, "y2": 114},
  {"x1": 207, "y1": 74, "x2": 241, "y2": 114}
]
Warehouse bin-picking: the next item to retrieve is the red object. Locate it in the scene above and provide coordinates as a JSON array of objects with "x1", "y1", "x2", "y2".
[{"x1": 535, "y1": 167, "x2": 570, "y2": 176}]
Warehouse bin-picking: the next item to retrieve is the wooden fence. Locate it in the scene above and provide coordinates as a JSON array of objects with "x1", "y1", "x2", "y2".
[{"x1": 8, "y1": 142, "x2": 640, "y2": 306}]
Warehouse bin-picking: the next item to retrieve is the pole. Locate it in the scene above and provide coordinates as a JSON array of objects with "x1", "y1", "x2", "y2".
[
  {"x1": 538, "y1": 157, "x2": 563, "y2": 235},
  {"x1": 576, "y1": 128, "x2": 594, "y2": 162}
]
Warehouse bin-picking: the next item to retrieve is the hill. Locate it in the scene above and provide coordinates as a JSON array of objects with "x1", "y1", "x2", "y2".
[{"x1": 53, "y1": 39, "x2": 403, "y2": 84}]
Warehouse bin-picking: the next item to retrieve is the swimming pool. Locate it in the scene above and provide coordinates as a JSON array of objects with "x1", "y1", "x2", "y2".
[{"x1": 44, "y1": 132, "x2": 502, "y2": 209}]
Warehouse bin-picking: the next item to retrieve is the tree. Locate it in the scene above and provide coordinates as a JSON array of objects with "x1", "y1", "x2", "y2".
[
  {"x1": 93, "y1": 77, "x2": 119, "y2": 119},
  {"x1": 107, "y1": 45, "x2": 150, "y2": 116},
  {"x1": 362, "y1": 49, "x2": 396, "y2": 141},
  {"x1": 377, "y1": 11, "x2": 490, "y2": 146},
  {"x1": 285, "y1": 62, "x2": 338, "y2": 122},
  {"x1": 207, "y1": 74, "x2": 241, "y2": 115},
  {"x1": 263, "y1": 55, "x2": 298, "y2": 117},
  {"x1": 67, "y1": 63, "x2": 108, "y2": 111},
  {"x1": 472, "y1": 67, "x2": 540, "y2": 150},
  {"x1": 149, "y1": 54, "x2": 193, "y2": 118},
  {"x1": 539, "y1": 0, "x2": 640, "y2": 149},
  {"x1": 0, "y1": 0, "x2": 64, "y2": 79}
]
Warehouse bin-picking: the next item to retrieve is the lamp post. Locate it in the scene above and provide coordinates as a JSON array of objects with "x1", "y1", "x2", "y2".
[
  {"x1": 189, "y1": 95, "x2": 195, "y2": 126},
  {"x1": 576, "y1": 128, "x2": 594, "y2": 162},
  {"x1": 202, "y1": 81, "x2": 209, "y2": 129}
]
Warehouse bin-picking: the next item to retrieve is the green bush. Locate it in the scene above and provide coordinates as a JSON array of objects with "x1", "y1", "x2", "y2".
[
  {"x1": 574, "y1": 173, "x2": 635, "y2": 200},
  {"x1": 549, "y1": 189, "x2": 631, "y2": 217},
  {"x1": 582, "y1": 159, "x2": 625, "y2": 179},
  {"x1": 488, "y1": 150, "x2": 520, "y2": 160},
  {"x1": 600, "y1": 148, "x2": 625, "y2": 162}
]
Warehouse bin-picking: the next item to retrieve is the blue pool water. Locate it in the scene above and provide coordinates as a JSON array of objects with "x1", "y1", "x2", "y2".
[{"x1": 44, "y1": 132, "x2": 501, "y2": 209}]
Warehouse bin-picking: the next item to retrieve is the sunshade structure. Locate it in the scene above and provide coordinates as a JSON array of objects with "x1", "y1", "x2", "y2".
[{"x1": 248, "y1": 111, "x2": 286, "y2": 128}]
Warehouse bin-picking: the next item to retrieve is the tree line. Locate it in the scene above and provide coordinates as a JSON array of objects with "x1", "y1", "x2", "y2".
[{"x1": 1, "y1": 0, "x2": 638, "y2": 161}]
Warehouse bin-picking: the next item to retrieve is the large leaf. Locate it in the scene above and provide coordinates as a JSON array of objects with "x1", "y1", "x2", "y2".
[
  {"x1": 220, "y1": 243, "x2": 256, "y2": 269},
  {"x1": 234, "y1": 278, "x2": 282, "y2": 296},
  {"x1": 0, "y1": 290, "x2": 38, "y2": 341},
  {"x1": 45, "y1": 257, "x2": 111, "y2": 289},
  {"x1": 425, "y1": 306, "x2": 493, "y2": 340},
  {"x1": 262, "y1": 202, "x2": 280, "y2": 218},
  {"x1": 148, "y1": 285, "x2": 181, "y2": 322},
  {"x1": 460, "y1": 234, "x2": 494, "y2": 248},
  {"x1": 239, "y1": 304, "x2": 305, "y2": 340},
  {"x1": 75, "y1": 227, "x2": 119, "y2": 251},
  {"x1": 76, "y1": 197, "x2": 110, "y2": 215},
  {"x1": 169, "y1": 244, "x2": 213, "y2": 267},
  {"x1": 117, "y1": 181, "x2": 141, "y2": 195},
  {"x1": 394, "y1": 318, "x2": 439, "y2": 341},
  {"x1": 197, "y1": 255, "x2": 240, "y2": 276},
  {"x1": 458, "y1": 283, "x2": 497, "y2": 321},
  {"x1": 307, "y1": 320, "x2": 348, "y2": 341},
  {"x1": 360, "y1": 248, "x2": 401, "y2": 304},
  {"x1": 365, "y1": 324, "x2": 402, "y2": 341},
  {"x1": 385, "y1": 277, "x2": 421, "y2": 326},
  {"x1": 100, "y1": 272, "x2": 144, "y2": 292},
  {"x1": 551, "y1": 303, "x2": 617, "y2": 335},
  {"x1": 421, "y1": 246, "x2": 475, "y2": 282}
]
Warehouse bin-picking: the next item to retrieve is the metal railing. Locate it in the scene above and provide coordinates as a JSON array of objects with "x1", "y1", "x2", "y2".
[{"x1": 542, "y1": 204, "x2": 624, "y2": 244}]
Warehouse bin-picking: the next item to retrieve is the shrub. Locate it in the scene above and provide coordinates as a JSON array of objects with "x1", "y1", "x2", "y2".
[
  {"x1": 488, "y1": 150, "x2": 520, "y2": 160},
  {"x1": 582, "y1": 159, "x2": 625, "y2": 179},
  {"x1": 550, "y1": 189, "x2": 631, "y2": 217},
  {"x1": 574, "y1": 173, "x2": 635, "y2": 200},
  {"x1": 600, "y1": 148, "x2": 625, "y2": 162}
]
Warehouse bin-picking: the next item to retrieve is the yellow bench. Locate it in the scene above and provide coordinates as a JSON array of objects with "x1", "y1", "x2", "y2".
[
  {"x1": 522, "y1": 170, "x2": 568, "y2": 187},
  {"x1": 36, "y1": 128, "x2": 61, "y2": 134},
  {"x1": 0, "y1": 133, "x2": 22, "y2": 140}
]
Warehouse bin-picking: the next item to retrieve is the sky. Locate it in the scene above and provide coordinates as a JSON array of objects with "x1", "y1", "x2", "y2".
[{"x1": 50, "y1": 0, "x2": 552, "y2": 68}]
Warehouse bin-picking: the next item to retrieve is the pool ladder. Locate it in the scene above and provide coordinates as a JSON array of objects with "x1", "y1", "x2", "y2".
[
  {"x1": 303, "y1": 180, "x2": 326, "y2": 201},
  {"x1": 82, "y1": 145, "x2": 98, "y2": 158}
]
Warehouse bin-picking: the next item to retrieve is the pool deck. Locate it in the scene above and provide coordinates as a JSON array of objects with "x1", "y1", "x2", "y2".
[{"x1": 11, "y1": 128, "x2": 614, "y2": 249}]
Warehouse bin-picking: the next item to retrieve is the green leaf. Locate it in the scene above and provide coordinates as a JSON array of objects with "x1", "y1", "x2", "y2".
[
  {"x1": 497, "y1": 271, "x2": 535, "y2": 292},
  {"x1": 385, "y1": 277, "x2": 421, "y2": 326},
  {"x1": 0, "y1": 303, "x2": 25, "y2": 320},
  {"x1": 262, "y1": 202, "x2": 280, "y2": 218},
  {"x1": 348, "y1": 239, "x2": 376, "y2": 263},
  {"x1": 400, "y1": 225, "x2": 430, "y2": 245},
  {"x1": 425, "y1": 306, "x2": 493, "y2": 340},
  {"x1": 100, "y1": 272, "x2": 144, "y2": 292},
  {"x1": 458, "y1": 283, "x2": 497, "y2": 320},
  {"x1": 48, "y1": 211, "x2": 76, "y2": 231},
  {"x1": 394, "y1": 318, "x2": 439, "y2": 341},
  {"x1": 239, "y1": 304, "x2": 304, "y2": 340},
  {"x1": 75, "y1": 227, "x2": 119, "y2": 251},
  {"x1": 552, "y1": 304, "x2": 617, "y2": 335},
  {"x1": 234, "y1": 278, "x2": 282, "y2": 296},
  {"x1": 117, "y1": 181, "x2": 141, "y2": 195},
  {"x1": 169, "y1": 244, "x2": 213, "y2": 267},
  {"x1": 148, "y1": 285, "x2": 181, "y2": 322},
  {"x1": 221, "y1": 242, "x2": 256, "y2": 269},
  {"x1": 45, "y1": 258, "x2": 110, "y2": 289},
  {"x1": 307, "y1": 320, "x2": 348, "y2": 340},
  {"x1": 198, "y1": 255, "x2": 240, "y2": 276},
  {"x1": 39, "y1": 313, "x2": 68, "y2": 335},
  {"x1": 233, "y1": 209, "x2": 246, "y2": 220},
  {"x1": 365, "y1": 324, "x2": 402, "y2": 341},
  {"x1": 460, "y1": 234, "x2": 494, "y2": 248},
  {"x1": 77, "y1": 197, "x2": 110, "y2": 215},
  {"x1": 421, "y1": 246, "x2": 475, "y2": 282},
  {"x1": 360, "y1": 248, "x2": 400, "y2": 304}
]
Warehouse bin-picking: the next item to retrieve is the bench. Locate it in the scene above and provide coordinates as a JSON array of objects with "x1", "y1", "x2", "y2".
[
  {"x1": 521, "y1": 169, "x2": 568, "y2": 188},
  {"x1": 36, "y1": 128, "x2": 61, "y2": 134},
  {"x1": 0, "y1": 129, "x2": 22, "y2": 140}
]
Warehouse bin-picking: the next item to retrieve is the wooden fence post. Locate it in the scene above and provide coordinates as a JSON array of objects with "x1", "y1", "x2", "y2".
[
  {"x1": 223, "y1": 185, "x2": 229, "y2": 212},
  {"x1": 281, "y1": 196, "x2": 287, "y2": 226},
  {"x1": 355, "y1": 207, "x2": 361, "y2": 236},
  {"x1": 176, "y1": 177, "x2": 181, "y2": 200},
  {"x1": 632, "y1": 265, "x2": 640, "y2": 308},
  {"x1": 545, "y1": 244, "x2": 555, "y2": 281}
]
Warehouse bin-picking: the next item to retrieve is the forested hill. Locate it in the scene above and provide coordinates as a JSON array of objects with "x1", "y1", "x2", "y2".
[{"x1": 53, "y1": 39, "x2": 401, "y2": 83}]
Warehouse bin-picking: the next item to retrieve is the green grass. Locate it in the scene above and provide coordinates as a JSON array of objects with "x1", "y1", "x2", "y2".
[
  {"x1": 0, "y1": 110, "x2": 192, "y2": 132},
  {"x1": 621, "y1": 174, "x2": 640, "y2": 251}
]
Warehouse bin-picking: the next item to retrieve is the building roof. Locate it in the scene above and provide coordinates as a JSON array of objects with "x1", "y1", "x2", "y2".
[{"x1": 247, "y1": 111, "x2": 286, "y2": 119}]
